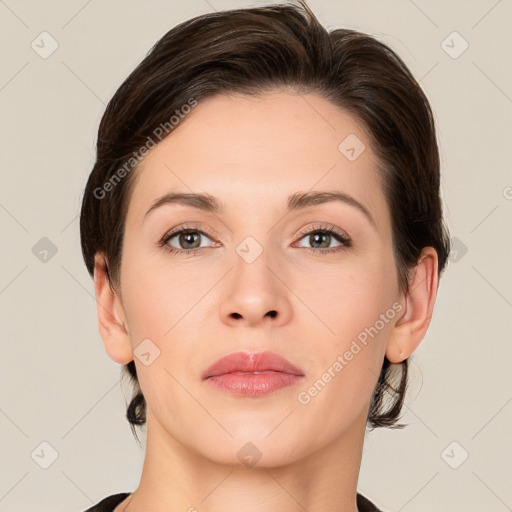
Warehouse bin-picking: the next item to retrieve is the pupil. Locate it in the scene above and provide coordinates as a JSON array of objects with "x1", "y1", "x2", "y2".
[
  {"x1": 181, "y1": 232, "x2": 199, "y2": 248},
  {"x1": 312, "y1": 233, "x2": 329, "y2": 248}
]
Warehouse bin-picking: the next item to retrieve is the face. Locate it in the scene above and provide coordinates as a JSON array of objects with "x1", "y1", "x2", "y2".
[{"x1": 114, "y1": 91, "x2": 402, "y2": 465}]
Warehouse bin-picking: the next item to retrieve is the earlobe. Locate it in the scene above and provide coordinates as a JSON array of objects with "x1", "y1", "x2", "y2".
[
  {"x1": 93, "y1": 252, "x2": 134, "y2": 365},
  {"x1": 386, "y1": 247, "x2": 439, "y2": 363}
]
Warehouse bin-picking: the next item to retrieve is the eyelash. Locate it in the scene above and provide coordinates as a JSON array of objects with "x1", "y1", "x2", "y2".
[{"x1": 158, "y1": 223, "x2": 352, "y2": 257}]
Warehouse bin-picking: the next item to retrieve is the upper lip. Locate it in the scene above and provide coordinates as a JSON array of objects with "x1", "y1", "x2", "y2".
[{"x1": 202, "y1": 350, "x2": 304, "y2": 379}]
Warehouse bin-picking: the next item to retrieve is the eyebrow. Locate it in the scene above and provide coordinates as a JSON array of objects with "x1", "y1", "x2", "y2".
[{"x1": 144, "y1": 190, "x2": 376, "y2": 229}]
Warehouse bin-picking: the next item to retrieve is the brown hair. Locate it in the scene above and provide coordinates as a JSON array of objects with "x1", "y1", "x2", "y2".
[{"x1": 80, "y1": 0, "x2": 451, "y2": 438}]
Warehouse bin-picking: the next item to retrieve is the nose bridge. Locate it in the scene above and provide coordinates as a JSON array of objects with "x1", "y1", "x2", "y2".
[
  {"x1": 230, "y1": 203, "x2": 277, "y2": 272},
  {"x1": 232, "y1": 232, "x2": 276, "y2": 297},
  {"x1": 219, "y1": 228, "x2": 291, "y2": 326}
]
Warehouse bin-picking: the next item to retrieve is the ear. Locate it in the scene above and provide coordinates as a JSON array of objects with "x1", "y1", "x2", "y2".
[
  {"x1": 93, "y1": 252, "x2": 134, "y2": 365},
  {"x1": 386, "y1": 247, "x2": 439, "y2": 363}
]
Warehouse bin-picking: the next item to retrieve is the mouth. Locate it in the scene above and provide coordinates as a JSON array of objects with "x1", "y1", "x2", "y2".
[
  {"x1": 202, "y1": 351, "x2": 305, "y2": 397},
  {"x1": 202, "y1": 350, "x2": 304, "y2": 379}
]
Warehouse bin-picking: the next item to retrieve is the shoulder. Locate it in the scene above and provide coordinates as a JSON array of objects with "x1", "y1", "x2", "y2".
[
  {"x1": 81, "y1": 492, "x2": 131, "y2": 512},
  {"x1": 357, "y1": 492, "x2": 387, "y2": 512}
]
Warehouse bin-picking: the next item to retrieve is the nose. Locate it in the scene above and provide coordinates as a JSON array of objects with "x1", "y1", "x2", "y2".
[{"x1": 218, "y1": 248, "x2": 292, "y2": 328}]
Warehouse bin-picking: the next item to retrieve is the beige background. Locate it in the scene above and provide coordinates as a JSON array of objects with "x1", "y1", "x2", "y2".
[{"x1": 1, "y1": 1, "x2": 511, "y2": 511}]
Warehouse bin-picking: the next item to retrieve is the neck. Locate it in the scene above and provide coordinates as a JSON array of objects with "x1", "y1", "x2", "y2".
[{"x1": 122, "y1": 409, "x2": 367, "y2": 512}]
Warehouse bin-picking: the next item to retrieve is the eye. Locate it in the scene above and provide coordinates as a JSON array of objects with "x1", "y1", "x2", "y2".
[
  {"x1": 158, "y1": 223, "x2": 352, "y2": 257},
  {"x1": 294, "y1": 224, "x2": 352, "y2": 254},
  {"x1": 159, "y1": 225, "x2": 218, "y2": 256}
]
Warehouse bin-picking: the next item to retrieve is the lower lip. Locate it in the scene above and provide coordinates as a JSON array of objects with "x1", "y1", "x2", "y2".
[{"x1": 205, "y1": 371, "x2": 304, "y2": 397}]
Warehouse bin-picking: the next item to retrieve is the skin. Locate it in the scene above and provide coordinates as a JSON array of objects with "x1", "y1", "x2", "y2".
[{"x1": 93, "y1": 90, "x2": 439, "y2": 512}]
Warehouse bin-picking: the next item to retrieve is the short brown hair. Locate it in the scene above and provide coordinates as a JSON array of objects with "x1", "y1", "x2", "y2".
[{"x1": 80, "y1": 0, "x2": 451, "y2": 437}]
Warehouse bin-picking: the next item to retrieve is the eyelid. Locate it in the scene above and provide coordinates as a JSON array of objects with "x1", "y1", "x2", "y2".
[
  {"x1": 160, "y1": 222, "x2": 350, "y2": 243},
  {"x1": 294, "y1": 223, "x2": 351, "y2": 243},
  {"x1": 160, "y1": 223, "x2": 219, "y2": 244}
]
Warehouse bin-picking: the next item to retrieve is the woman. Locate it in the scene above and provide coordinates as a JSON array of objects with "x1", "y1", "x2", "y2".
[{"x1": 79, "y1": 1, "x2": 451, "y2": 510}]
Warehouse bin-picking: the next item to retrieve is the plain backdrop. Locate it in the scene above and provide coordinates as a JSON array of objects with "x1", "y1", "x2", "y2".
[{"x1": 1, "y1": 1, "x2": 511, "y2": 511}]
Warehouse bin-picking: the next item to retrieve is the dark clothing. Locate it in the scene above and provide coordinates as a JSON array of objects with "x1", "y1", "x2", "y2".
[
  {"x1": 83, "y1": 493, "x2": 130, "y2": 511},
  {"x1": 83, "y1": 491, "x2": 385, "y2": 511}
]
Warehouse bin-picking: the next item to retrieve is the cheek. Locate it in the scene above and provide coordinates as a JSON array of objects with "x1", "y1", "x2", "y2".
[
  {"x1": 120, "y1": 248, "x2": 204, "y2": 341},
  {"x1": 296, "y1": 253, "x2": 396, "y2": 409},
  {"x1": 300, "y1": 252, "x2": 395, "y2": 341},
  {"x1": 119, "y1": 251, "x2": 213, "y2": 392},
  {"x1": 119, "y1": 258, "x2": 200, "y2": 424},
  {"x1": 296, "y1": 306, "x2": 393, "y2": 443}
]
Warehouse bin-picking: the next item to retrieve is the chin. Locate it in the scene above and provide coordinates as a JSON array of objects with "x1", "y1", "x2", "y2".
[{"x1": 191, "y1": 429, "x2": 307, "y2": 469}]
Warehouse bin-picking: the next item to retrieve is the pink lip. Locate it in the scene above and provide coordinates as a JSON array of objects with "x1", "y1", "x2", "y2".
[{"x1": 202, "y1": 351, "x2": 305, "y2": 397}]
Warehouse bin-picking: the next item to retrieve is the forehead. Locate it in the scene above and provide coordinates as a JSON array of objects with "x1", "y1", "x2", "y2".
[{"x1": 125, "y1": 91, "x2": 390, "y2": 231}]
